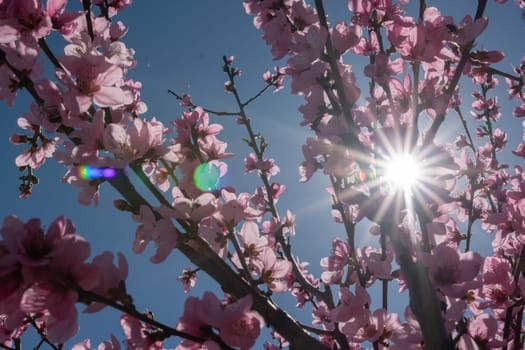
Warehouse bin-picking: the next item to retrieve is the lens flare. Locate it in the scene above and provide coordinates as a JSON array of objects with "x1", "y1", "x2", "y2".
[
  {"x1": 102, "y1": 168, "x2": 117, "y2": 178},
  {"x1": 359, "y1": 167, "x2": 376, "y2": 182},
  {"x1": 78, "y1": 166, "x2": 117, "y2": 180},
  {"x1": 193, "y1": 163, "x2": 220, "y2": 192}
]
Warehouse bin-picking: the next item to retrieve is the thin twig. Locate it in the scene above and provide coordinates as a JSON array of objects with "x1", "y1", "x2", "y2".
[
  {"x1": 82, "y1": 0, "x2": 95, "y2": 41},
  {"x1": 167, "y1": 90, "x2": 239, "y2": 116},
  {"x1": 228, "y1": 228, "x2": 258, "y2": 288},
  {"x1": 27, "y1": 316, "x2": 61, "y2": 350},
  {"x1": 242, "y1": 82, "x2": 274, "y2": 107},
  {"x1": 38, "y1": 38, "x2": 63, "y2": 70},
  {"x1": 487, "y1": 67, "x2": 521, "y2": 82},
  {"x1": 76, "y1": 289, "x2": 234, "y2": 348}
]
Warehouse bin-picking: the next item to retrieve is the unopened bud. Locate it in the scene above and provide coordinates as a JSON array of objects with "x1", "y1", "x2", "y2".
[
  {"x1": 9, "y1": 134, "x2": 27, "y2": 144},
  {"x1": 224, "y1": 81, "x2": 234, "y2": 92}
]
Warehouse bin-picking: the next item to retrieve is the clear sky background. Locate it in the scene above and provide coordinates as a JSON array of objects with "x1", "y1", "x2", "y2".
[{"x1": 0, "y1": 1, "x2": 524, "y2": 348}]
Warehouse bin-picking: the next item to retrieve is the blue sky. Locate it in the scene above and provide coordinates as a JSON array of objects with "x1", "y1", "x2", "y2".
[{"x1": 1, "y1": 0, "x2": 524, "y2": 348}]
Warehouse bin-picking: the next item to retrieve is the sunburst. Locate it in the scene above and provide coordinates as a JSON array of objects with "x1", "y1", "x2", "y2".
[{"x1": 383, "y1": 153, "x2": 421, "y2": 195}]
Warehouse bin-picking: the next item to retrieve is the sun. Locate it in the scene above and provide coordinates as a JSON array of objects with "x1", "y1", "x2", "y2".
[{"x1": 383, "y1": 153, "x2": 421, "y2": 194}]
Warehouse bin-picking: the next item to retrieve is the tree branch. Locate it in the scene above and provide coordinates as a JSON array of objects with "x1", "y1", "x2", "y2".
[{"x1": 381, "y1": 207, "x2": 454, "y2": 350}]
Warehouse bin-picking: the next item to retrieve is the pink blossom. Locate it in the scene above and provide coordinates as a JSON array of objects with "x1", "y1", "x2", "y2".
[
  {"x1": 103, "y1": 118, "x2": 180, "y2": 164},
  {"x1": 365, "y1": 53, "x2": 404, "y2": 84},
  {"x1": 233, "y1": 221, "x2": 269, "y2": 270},
  {"x1": 233, "y1": 222, "x2": 291, "y2": 291},
  {"x1": 340, "y1": 62, "x2": 361, "y2": 106},
  {"x1": 423, "y1": 243, "x2": 482, "y2": 297},
  {"x1": 257, "y1": 248, "x2": 292, "y2": 292},
  {"x1": 471, "y1": 49, "x2": 505, "y2": 65},
  {"x1": 0, "y1": 215, "x2": 116, "y2": 343},
  {"x1": 120, "y1": 314, "x2": 164, "y2": 350},
  {"x1": 195, "y1": 109, "x2": 223, "y2": 139},
  {"x1": 83, "y1": 252, "x2": 128, "y2": 313},
  {"x1": 288, "y1": 260, "x2": 319, "y2": 307},
  {"x1": 178, "y1": 93, "x2": 193, "y2": 107},
  {"x1": 0, "y1": 313, "x2": 27, "y2": 347},
  {"x1": 60, "y1": 53, "x2": 133, "y2": 113},
  {"x1": 15, "y1": 136, "x2": 58, "y2": 170},
  {"x1": 311, "y1": 300, "x2": 333, "y2": 329},
  {"x1": 492, "y1": 128, "x2": 508, "y2": 151},
  {"x1": 450, "y1": 15, "x2": 489, "y2": 47},
  {"x1": 198, "y1": 293, "x2": 263, "y2": 349},
  {"x1": 0, "y1": 0, "x2": 52, "y2": 43},
  {"x1": 91, "y1": 0, "x2": 132, "y2": 17},
  {"x1": 454, "y1": 134, "x2": 470, "y2": 149},
  {"x1": 387, "y1": 8, "x2": 452, "y2": 62},
  {"x1": 244, "y1": 153, "x2": 280, "y2": 177},
  {"x1": 357, "y1": 246, "x2": 393, "y2": 284},
  {"x1": 320, "y1": 238, "x2": 349, "y2": 284},
  {"x1": 244, "y1": 0, "x2": 317, "y2": 60},
  {"x1": 281, "y1": 209, "x2": 296, "y2": 237},
  {"x1": 132, "y1": 205, "x2": 179, "y2": 263},
  {"x1": 329, "y1": 286, "x2": 370, "y2": 323},
  {"x1": 513, "y1": 143, "x2": 525, "y2": 159},
  {"x1": 150, "y1": 166, "x2": 170, "y2": 192},
  {"x1": 353, "y1": 31, "x2": 379, "y2": 56},
  {"x1": 177, "y1": 268, "x2": 198, "y2": 293},
  {"x1": 341, "y1": 308, "x2": 400, "y2": 344},
  {"x1": 471, "y1": 93, "x2": 501, "y2": 121},
  {"x1": 288, "y1": 25, "x2": 327, "y2": 70},
  {"x1": 514, "y1": 104, "x2": 525, "y2": 117},
  {"x1": 20, "y1": 286, "x2": 80, "y2": 343},
  {"x1": 46, "y1": 0, "x2": 83, "y2": 35},
  {"x1": 263, "y1": 331, "x2": 289, "y2": 350},
  {"x1": 176, "y1": 296, "x2": 212, "y2": 342},
  {"x1": 72, "y1": 335, "x2": 121, "y2": 350},
  {"x1": 387, "y1": 74, "x2": 414, "y2": 124},
  {"x1": 163, "y1": 186, "x2": 218, "y2": 222},
  {"x1": 347, "y1": 0, "x2": 373, "y2": 26},
  {"x1": 457, "y1": 313, "x2": 505, "y2": 349},
  {"x1": 331, "y1": 21, "x2": 361, "y2": 55},
  {"x1": 197, "y1": 217, "x2": 228, "y2": 259},
  {"x1": 391, "y1": 307, "x2": 423, "y2": 349},
  {"x1": 177, "y1": 293, "x2": 263, "y2": 349},
  {"x1": 475, "y1": 256, "x2": 514, "y2": 313},
  {"x1": 216, "y1": 189, "x2": 261, "y2": 227},
  {"x1": 262, "y1": 66, "x2": 286, "y2": 92}
]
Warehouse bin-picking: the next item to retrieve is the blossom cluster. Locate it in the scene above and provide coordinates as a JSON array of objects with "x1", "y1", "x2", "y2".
[
  {"x1": 0, "y1": 215, "x2": 127, "y2": 345},
  {"x1": 243, "y1": 0, "x2": 525, "y2": 348}
]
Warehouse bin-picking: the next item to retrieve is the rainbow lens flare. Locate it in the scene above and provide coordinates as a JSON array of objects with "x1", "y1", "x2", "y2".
[
  {"x1": 358, "y1": 167, "x2": 376, "y2": 182},
  {"x1": 78, "y1": 166, "x2": 117, "y2": 180},
  {"x1": 193, "y1": 163, "x2": 220, "y2": 192}
]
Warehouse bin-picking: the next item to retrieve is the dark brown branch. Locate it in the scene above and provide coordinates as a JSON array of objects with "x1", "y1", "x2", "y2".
[{"x1": 381, "y1": 201, "x2": 454, "y2": 350}]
